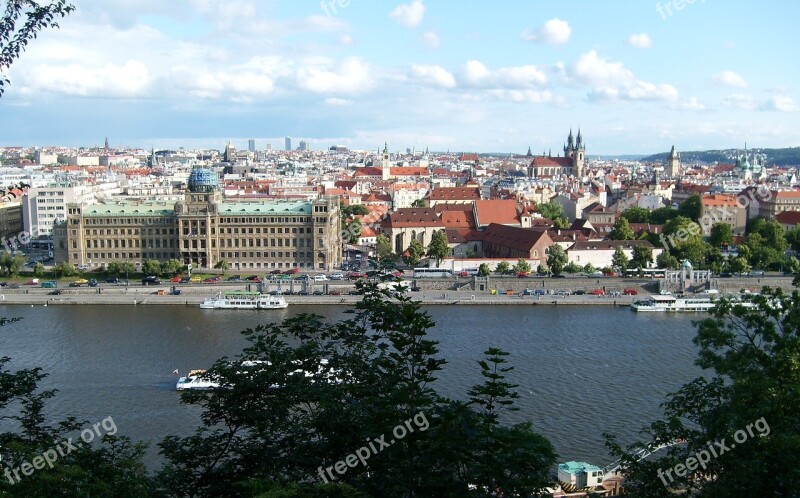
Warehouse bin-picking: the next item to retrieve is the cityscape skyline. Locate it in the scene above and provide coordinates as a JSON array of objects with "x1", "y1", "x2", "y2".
[{"x1": 0, "y1": 0, "x2": 798, "y2": 154}]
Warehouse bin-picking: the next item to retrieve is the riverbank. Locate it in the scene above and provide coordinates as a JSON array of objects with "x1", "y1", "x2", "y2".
[{"x1": 0, "y1": 289, "x2": 636, "y2": 306}]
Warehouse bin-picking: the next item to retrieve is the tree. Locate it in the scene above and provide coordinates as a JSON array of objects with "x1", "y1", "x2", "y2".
[
  {"x1": 411, "y1": 198, "x2": 426, "y2": 208},
  {"x1": 477, "y1": 263, "x2": 490, "y2": 276},
  {"x1": 427, "y1": 230, "x2": 450, "y2": 267},
  {"x1": 621, "y1": 206, "x2": 650, "y2": 223},
  {"x1": 535, "y1": 201, "x2": 563, "y2": 221},
  {"x1": 546, "y1": 244, "x2": 568, "y2": 276},
  {"x1": 213, "y1": 259, "x2": 230, "y2": 274},
  {"x1": 344, "y1": 219, "x2": 362, "y2": 244},
  {"x1": 728, "y1": 256, "x2": 750, "y2": 274},
  {"x1": 157, "y1": 284, "x2": 557, "y2": 497},
  {"x1": 709, "y1": 222, "x2": 734, "y2": 248},
  {"x1": 656, "y1": 251, "x2": 680, "y2": 269},
  {"x1": 33, "y1": 261, "x2": 44, "y2": 277},
  {"x1": 663, "y1": 216, "x2": 707, "y2": 264},
  {"x1": 141, "y1": 259, "x2": 161, "y2": 277},
  {"x1": 606, "y1": 288, "x2": 800, "y2": 496},
  {"x1": 340, "y1": 203, "x2": 369, "y2": 218},
  {"x1": 609, "y1": 218, "x2": 636, "y2": 240},
  {"x1": 52, "y1": 260, "x2": 75, "y2": 278},
  {"x1": 582, "y1": 263, "x2": 596, "y2": 274},
  {"x1": 786, "y1": 225, "x2": 800, "y2": 252},
  {"x1": 612, "y1": 247, "x2": 629, "y2": 274},
  {"x1": 553, "y1": 216, "x2": 571, "y2": 229},
  {"x1": 403, "y1": 239, "x2": 425, "y2": 267},
  {"x1": 631, "y1": 245, "x2": 653, "y2": 269},
  {"x1": 649, "y1": 206, "x2": 679, "y2": 225},
  {"x1": 677, "y1": 193, "x2": 702, "y2": 221},
  {"x1": 513, "y1": 258, "x2": 531, "y2": 275},
  {"x1": 0, "y1": 1, "x2": 75, "y2": 97},
  {"x1": 495, "y1": 261, "x2": 511, "y2": 275},
  {"x1": 536, "y1": 264, "x2": 549, "y2": 276},
  {"x1": 0, "y1": 253, "x2": 25, "y2": 276},
  {"x1": 564, "y1": 261, "x2": 582, "y2": 274},
  {"x1": 375, "y1": 234, "x2": 393, "y2": 259}
]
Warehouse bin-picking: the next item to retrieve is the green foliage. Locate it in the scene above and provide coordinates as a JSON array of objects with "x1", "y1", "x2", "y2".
[
  {"x1": 162, "y1": 258, "x2": 184, "y2": 275},
  {"x1": 552, "y1": 216, "x2": 571, "y2": 229},
  {"x1": 649, "y1": 207, "x2": 679, "y2": 225},
  {"x1": 582, "y1": 263, "x2": 595, "y2": 274},
  {"x1": 141, "y1": 259, "x2": 161, "y2": 277},
  {"x1": 621, "y1": 206, "x2": 650, "y2": 223},
  {"x1": 340, "y1": 203, "x2": 369, "y2": 218},
  {"x1": 546, "y1": 244, "x2": 568, "y2": 276},
  {"x1": 0, "y1": 252, "x2": 25, "y2": 276},
  {"x1": 513, "y1": 258, "x2": 531, "y2": 275},
  {"x1": 606, "y1": 288, "x2": 800, "y2": 496},
  {"x1": 564, "y1": 261, "x2": 582, "y2": 274},
  {"x1": 157, "y1": 285, "x2": 556, "y2": 497},
  {"x1": 426, "y1": 230, "x2": 450, "y2": 267},
  {"x1": 612, "y1": 247, "x2": 629, "y2": 273},
  {"x1": 609, "y1": 218, "x2": 635, "y2": 240},
  {"x1": 0, "y1": 1, "x2": 75, "y2": 97},
  {"x1": 403, "y1": 239, "x2": 425, "y2": 266},
  {"x1": 535, "y1": 201, "x2": 563, "y2": 221},
  {"x1": 677, "y1": 194, "x2": 702, "y2": 221},
  {"x1": 786, "y1": 225, "x2": 800, "y2": 252},
  {"x1": 375, "y1": 234, "x2": 392, "y2": 259},
  {"x1": 52, "y1": 260, "x2": 75, "y2": 278},
  {"x1": 656, "y1": 251, "x2": 680, "y2": 269},
  {"x1": 411, "y1": 199, "x2": 426, "y2": 208},
  {"x1": 495, "y1": 261, "x2": 511, "y2": 275},
  {"x1": 662, "y1": 216, "x2": 708, "y2": 264},
  {"x1": 32, "y1": 261, "x2": 44, "y2": 277},
  {"x1": 477, "y1": 263, "x2": 490, "y2": 276},
  {"x1": 631, "y1": 245, "x2": 653, "y2": 269},
  {"x1": 728, "y1": 256, "x2": 750, "y2": 274},
  {"x1": 709, "y1": 223, "x2": 734, "y2": 248},
  {"x1": 344, "y1": 219, "x2": 362, "y2": 244}
]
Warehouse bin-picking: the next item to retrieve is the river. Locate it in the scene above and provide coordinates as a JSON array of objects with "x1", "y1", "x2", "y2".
[{"x1": 0, "y1": 303, "x2": 703, "y2": 468}]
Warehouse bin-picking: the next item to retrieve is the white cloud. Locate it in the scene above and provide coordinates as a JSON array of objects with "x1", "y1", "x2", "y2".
[
  {"x1": 462, "y1": 60, "x2": 547, "y2": 88},
  {"x1": 410, "y1": 65, "x2": 456, "y2": 88},
  {"x1": 390, "y1": 0, "x2": 425, "y2": 28},
  {"x1": 338, "y1": 34, "x2": 354, "y2": 46},
  {"x1": 21, "y1": 60, "x2": 150, "y2": 97},
  {"x1": 295, "y1": 57, "x2": 373, "y2": 94},
  {"x1": 521, "y1": 18, "x2": 571, "y2": 45},
  {"x1": 324, "y1": 97, "x2": 353, "y2": 106},
  {"x1": 625, "y1": 33, "x2": 652, "y2": 49},
  {"x1": 569, "y1": 50, "x2": 678, "y2": 102},
  {"x1": 711, "y1": 70, "x2": 748, "y2": 88},
  {"x1": 722, "y1": 94, "x2": 757, "y2": 110},
  {"x1": 671, "y1": 97, "x2": 706, "y2": 111},
  {"x1": 421, "y1": 31, "x2": 440, "y2": 48},
  {"x1": 762, "y1": 95, "x2": 799, "y2": 112}
]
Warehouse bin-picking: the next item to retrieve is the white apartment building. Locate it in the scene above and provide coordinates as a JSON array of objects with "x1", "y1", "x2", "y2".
[{"x1": 22, "y1": 183, "x2": 97, "y2": 237}]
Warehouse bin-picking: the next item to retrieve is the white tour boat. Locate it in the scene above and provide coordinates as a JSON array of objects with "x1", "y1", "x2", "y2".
[
  {"x1": 176, "y1": 370, "x2": 220, "y2": 390},
  {"x1": 631, "y1": 294, "x2": 717, "y2": 312},
  {"x1": 199, "y1": 291, "x2": 288, "y2": 310}
]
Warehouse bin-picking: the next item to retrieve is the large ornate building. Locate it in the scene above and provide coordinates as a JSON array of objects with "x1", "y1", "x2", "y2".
[
  {"x1": 527, "y1": 129, "x2": 586, "y2": 179},
  {"x1": 53, "y1": 168, "x2": 342, "y2": 272}
]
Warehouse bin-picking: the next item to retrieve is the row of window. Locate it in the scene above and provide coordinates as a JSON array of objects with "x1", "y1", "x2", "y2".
[
  {"x1": 84, "y1": 228, "x2": 175, "y2": 236},
  {"x1": 85, "y1": 239, "x2": 176, "y2": 249},
  {"x1": 180, "y1": 226, "x2": 322, "y2": 236},
  {"x1": 181, "y1": 238, "x2": 325, "y2": 249}
]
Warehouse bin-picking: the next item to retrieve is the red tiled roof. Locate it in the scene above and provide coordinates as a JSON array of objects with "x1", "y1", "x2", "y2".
[
  {"x1": 775, "y1": 211, "x2": 800, "y2": 226},
  {"x1": 440, "y1": 210, "x2": 475, "y2": 229},
  {"x1": 474, "y1": 199, "x2": 519, "y2": 226},
  {"x1": 429, "y1": 186, "x2": 481, "y2": 201},
  {"x1": 569, "y1": 240, "x2": 656, "y2": 251},
  {"x1": 353, "y1": 167, "x2": 383, "y2": 177},
  {"x1": 482, "y1": 223, "x2": 552, "y2": 253},
  {"x1": 530, "y1": 156, "x2": 573, "y2": 167},
  {"x1": 390, "y1": 167, "x2": 429, "y2": 177},
  {"x1": 382, "y1": 208, "x2": 445, "y2": 229},
  {"x1": 701, "y1": 194, "x2": 738, "y2": 207},
  {"x1": 773, "y1": 189, "x2": 800, "y2": 199}
]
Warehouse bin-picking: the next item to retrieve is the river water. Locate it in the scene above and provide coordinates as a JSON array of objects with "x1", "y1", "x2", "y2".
[{"x1": 0, "y1": 303, "x2": 703, "y2": 468}]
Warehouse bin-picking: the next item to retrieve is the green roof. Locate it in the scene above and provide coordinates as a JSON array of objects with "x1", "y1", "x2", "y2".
[
  {"x1": 218, "y1": 201, "x2": 311, "y2": 215},
  {"x1": 83, "y1": 202, "x2": 175, "y2": 217},
  {"x1": 559, "y1": 461, "x2": 602, "y2": 474}
]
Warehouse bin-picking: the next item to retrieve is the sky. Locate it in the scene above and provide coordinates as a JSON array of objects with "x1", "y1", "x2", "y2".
[{"x1": 1, "y1": 0, "x2": 798, "y2": 155}]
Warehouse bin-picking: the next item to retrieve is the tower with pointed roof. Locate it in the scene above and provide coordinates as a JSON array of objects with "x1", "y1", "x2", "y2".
[
  {"x1": 381, "y1": 142, "x2": 391, "y2": 180},
  {"x1": 666, "y1": 145, "x2": 681, "y2": 178},
  {"x1": 563, "y1": 128, "x2": 585, "y2": 178}
]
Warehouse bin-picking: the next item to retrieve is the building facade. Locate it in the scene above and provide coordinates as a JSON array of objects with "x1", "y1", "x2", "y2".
[{"x1": 54, "y1": 169, "x2": 342, "y2": 271}]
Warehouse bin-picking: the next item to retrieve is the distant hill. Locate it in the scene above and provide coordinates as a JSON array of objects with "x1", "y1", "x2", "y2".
[{"x1": 641, "y1": 147, "x2": 800, "y2": 167}]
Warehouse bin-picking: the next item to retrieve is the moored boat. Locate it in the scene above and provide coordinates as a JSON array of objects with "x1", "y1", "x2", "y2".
[
  {"x1": 631, "y1": 294, "x2": 717, "y2": 312},
  {"x1": 199, "y1": 291, "x2": 288, "y2": 310}
]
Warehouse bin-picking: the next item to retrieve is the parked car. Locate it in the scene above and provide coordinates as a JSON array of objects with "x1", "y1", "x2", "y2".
[
  {"x1": 189, "y1": 276, "x2": 202, "y2": 283},
  {"x1": 283, "y1": 268, "x2": 300, "y2": 275},
  {"x1": 269, "y1": 269, "x2": 282, "y2": 275},
  {"x1": 327, "y1": 290, "x2": 342, "y2": 296},
  {"x1": 623, "y1": 288, "x2": 638, "y2": 295},
  {"x1": 750, "y1": 270, "x2": 765, "y2": 276},
  {"x1": 312, "y1": 289, "x2": 324, "y2": 296},
  {"x1": 313, "y1": 275, "x2": 328, "y2": 282},
  {"x1": 348, "y1": 272, "x2": 367, "y2": 280},
  {"x1": 48, "y1": 290, "x2": 63, "y2": 295},
  {"x1": 204, "y1": 276, "x2": 221, "y2": 283},
  {"x1": 171, "y1": 289, "x2": 182, "y2": 296},
  {"x1": 106, "y1": 277, "x2": 119, "y2": 284},
  {"x1": 589, "y1": 289, "x2": 605, "y2": 296},
  {"x1": 550, "y1": 274, "x2": 565, "y2": 278},
  {"x1": 516, "y1": 272, "x2": 530, "y2": 278},
  {"x1": 180, "y1": 277, "x2": 191, "y2": 283},
  {"x1": 227, "y1": 275, "x2": 242, "y2": 282},
  {"x1": 170, "y1": 276, "x2": 183, "y2": 283},
  {"x1": 250, "y1": 277, "x2": 262, "y2": 283},
  {"x1": 329, "y1": 273, "x2": 344, "y2": 280},
  {"x1": 589, "y1": 271, "x2": 604, "y2": 277},
  {"x1": 68, "y1": 282, "x2": 80, "y2": 287},
  {"x1": 87, "y1": 279, "x2": 98, "y2": 287},
  {"x1": 574, "y1": 289, "x2": 585, "y2": 295},
  {"x1": 25, "y1": 278, "x2": 40, "y2": 285},
  {"x1": 533, "y1": 289, "x2": 546, "y2": 296},
  {"x1": 142, "y1": 276, "x2": 161, "y2": 285},
  {"x1": 8, "y1": 283, "x2": 19, "y2": 289},
  {"x1": 77, "y1": 264, "x2": 89, "y2": 271}
]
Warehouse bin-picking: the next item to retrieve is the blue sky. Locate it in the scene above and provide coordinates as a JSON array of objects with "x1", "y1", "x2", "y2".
[{"x1": 1, "y1": 0, "x2": 798, "y2": 155}]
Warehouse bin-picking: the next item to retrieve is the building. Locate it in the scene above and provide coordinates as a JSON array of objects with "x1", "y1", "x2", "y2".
[
  {"x1": 427, "y1": 186, "x2": 481, "y2": 207},
  {"x1": 758, "y1": 189, "x2": 800, "y2": 219},
  {"x1": 566, "y1": 240, "x2": 661, "y2": 269},
  {"x1": 666, "y1": 145, "x2": 681, "y2": 177},
  {"x1": 699, "y1": 194, "x2": 746, "y2": 236},
  {"x1": 54, "y1": 168, "x2": 342, "y2": 271},
  {"x1": 0, "y1": 199, "x2": 23, "y2": 243},
  {"x1": 22, "y1": 183, "x2": 97, "y2": 237},
  {"x1": 298, "y1": 140, "x2": 309, "y2": 151},
  {"x1": 774, "y1": 210, "x2": 800, "y2": 231},
  {"x1": 248, "y1": 139, "x2": 256, "y2": 152},
  {"x1": 481, "y1": 223, "x2": 552, "y2": 263},
  {"x1": 285, "y1": 136, "x2": 292, "y2": 151},
  {"x1": 527, "y1": 129, "x2": 586, "y2": 178}
]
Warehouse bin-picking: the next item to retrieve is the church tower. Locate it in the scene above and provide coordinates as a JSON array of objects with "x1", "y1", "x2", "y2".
[
  {"x1": 573, "y1": 128, "x2": 586, "y2": 178},
  {"x1": 381, "y1": 142, "x2": 391, "y2": 181},
  {"x1": 666, "y1": 145, "x2": 681, "y2": 178}
]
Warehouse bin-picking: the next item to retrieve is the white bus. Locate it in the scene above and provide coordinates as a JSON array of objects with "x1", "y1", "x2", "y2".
[
  {"x1": 626, "y1": 268, "x2": 667, "y2": 278},
  {"x1": 413, "y1": 268, "x2": 453, "y2": 278}
]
